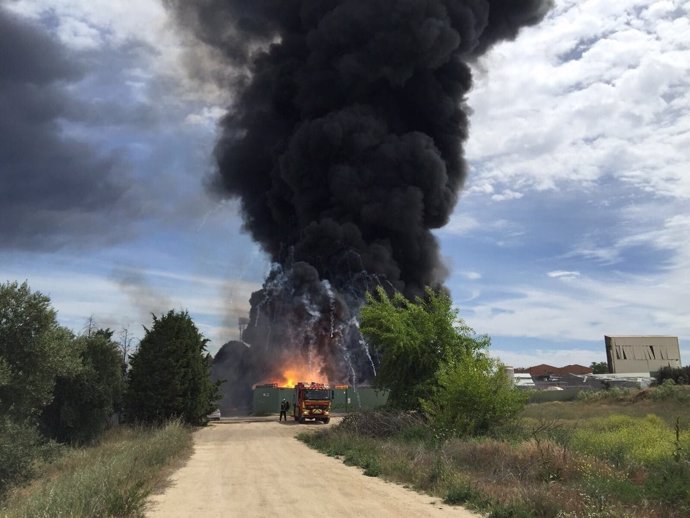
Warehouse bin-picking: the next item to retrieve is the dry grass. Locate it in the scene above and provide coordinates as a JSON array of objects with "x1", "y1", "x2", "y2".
[
  {"x1": 0, "y1": 421, "x2": 193, "y2": 518},
  {"x1": 301, "y1": 390, "x2": 690, "y2": 517}
]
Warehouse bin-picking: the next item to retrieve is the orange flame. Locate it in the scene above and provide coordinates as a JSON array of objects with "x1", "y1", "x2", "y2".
[{"x1": 278, "y1": 366, "x2": 328, "y2": 388}]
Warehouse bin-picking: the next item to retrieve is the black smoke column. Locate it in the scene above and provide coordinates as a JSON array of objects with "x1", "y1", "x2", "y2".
[{"x1": 169, "y1": 0, "x2": 552, "y2": 406}]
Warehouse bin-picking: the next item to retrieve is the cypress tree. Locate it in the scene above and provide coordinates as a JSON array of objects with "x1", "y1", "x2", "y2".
[{"x1": 125, "y1": 310, "x2": 220, "y2": 425}]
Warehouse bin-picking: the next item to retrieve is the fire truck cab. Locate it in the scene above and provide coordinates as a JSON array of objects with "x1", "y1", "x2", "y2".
[{"x1": 293, "y1": 382, "x2": 332, "y2": 424}]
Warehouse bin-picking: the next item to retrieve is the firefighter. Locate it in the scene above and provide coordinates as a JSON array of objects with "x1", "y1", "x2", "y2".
[{"x1": 279, "y1": 398, "x2": 290, "y2": 422}]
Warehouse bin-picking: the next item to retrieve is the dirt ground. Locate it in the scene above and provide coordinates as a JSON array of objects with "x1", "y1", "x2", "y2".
[{"x1": 146, "y1": 418, "x2": 480, "y2": 518}]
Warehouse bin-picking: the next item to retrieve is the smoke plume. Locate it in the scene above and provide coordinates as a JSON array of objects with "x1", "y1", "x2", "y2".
[{"x1": 167, "y1": 0, "x2": 552, "y2": 408}]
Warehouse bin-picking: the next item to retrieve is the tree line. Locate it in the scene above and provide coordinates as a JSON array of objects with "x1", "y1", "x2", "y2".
[{"x1": 0, "y1": 281, "x2": 220, "y2": 495}]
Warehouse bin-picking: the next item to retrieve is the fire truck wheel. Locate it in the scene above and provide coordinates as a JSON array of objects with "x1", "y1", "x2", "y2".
[
  {"x1": 322, "y1": 418, "x2": 330, "y2": 424},
  {"x1": 298, "y1": 416, "x2": 306, "y2": 424}
]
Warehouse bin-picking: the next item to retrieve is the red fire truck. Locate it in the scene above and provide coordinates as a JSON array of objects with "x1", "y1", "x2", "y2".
[{"x1": 293, "y1": 382, "x2": 332, "y2": 424}]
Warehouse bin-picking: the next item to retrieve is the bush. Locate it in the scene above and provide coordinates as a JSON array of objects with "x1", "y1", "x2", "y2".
[
  {"x1": 651, "y1": 379, "x2": 690, "y2": 402},
  {"x1": 337, "y1": 410, "x2": 425, "y2": 438},
  {"x1": 421, "y1": 354, "x2": 527, "y2": 437},
  {"x1": 655, "y1": 366, "x2": 690, "y2": 386},
  {"x1": 0, "y1": 418, "x2": 44, "y2": 497}
]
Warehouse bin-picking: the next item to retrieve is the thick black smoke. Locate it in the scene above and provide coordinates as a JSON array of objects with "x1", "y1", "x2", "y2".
[{"x1": 168, "y1": 0, "x2": 552, "y2": 407}]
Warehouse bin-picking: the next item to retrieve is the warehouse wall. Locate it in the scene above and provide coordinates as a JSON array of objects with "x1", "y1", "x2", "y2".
[{"x1": 605, "y1": 336, "x2": 682, "y2": 374}]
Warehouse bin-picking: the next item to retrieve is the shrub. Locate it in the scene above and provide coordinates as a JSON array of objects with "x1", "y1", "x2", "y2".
[
  {"x1": 0, "y1": 418, "x2": 44, "y2": 497},
  {"x1": 337, "y1": 410, "x2": 425, "y2": 438},
  {"x1": 421, "y1": 354, "x2": 527, "y2": 437},
  {"x1": 655, "y1": 366, "x2": 690, "y2": 386},
  {"x1": 651, "y1": 379, "x2": 690, "y2": 402},
  {"x1": 577, "y1": 388, "x2": 636, "y2": 402}
]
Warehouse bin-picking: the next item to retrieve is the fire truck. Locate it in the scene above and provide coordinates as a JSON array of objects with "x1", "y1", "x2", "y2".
[{"x1": 293, "y1": 382, "x2": 332, "y2": 424}]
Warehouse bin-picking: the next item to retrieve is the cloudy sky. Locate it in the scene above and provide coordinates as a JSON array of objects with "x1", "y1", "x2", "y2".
[{"x1": 1, "y1": 0, "x2": 688, "y2": 367}]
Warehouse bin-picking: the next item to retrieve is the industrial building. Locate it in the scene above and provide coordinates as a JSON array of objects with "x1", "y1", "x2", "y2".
[
  {"x1": 253, "y1": 384, "x2": 389, "y2": 415},
  {"x1": 605, "y1": 336, "x2": 682, "y2": 374}
]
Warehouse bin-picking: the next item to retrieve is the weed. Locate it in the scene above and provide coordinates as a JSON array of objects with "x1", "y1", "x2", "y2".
[{"x1": 444, "y1": 481, "x2": 480, "y2": 505}]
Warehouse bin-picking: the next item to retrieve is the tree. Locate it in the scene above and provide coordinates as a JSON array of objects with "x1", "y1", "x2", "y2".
[
  {"x1": 0, "y1": 281, "x2": 79, "y2": 421},
  {"x1": 360, "y1": 287, "x2": 485, "y2": 409},
  {"x1": 590, "y1": 361, "x2": 609, "y2": 374},
  {"x1": 40, "y1": 329, "x2": 125, "y2": 443},
  {"x1": 118, "y1": 326, "x2": 138, "y2": 370},
  {"x1": 125, "y1": 310, "x2": 220, "y2": 425},
  {"x1": 360, "y1": 286, "x2": 525, "y2": 436},
  {"x1": 0, "y1": 281, "x2": 80, "y2": 494}
]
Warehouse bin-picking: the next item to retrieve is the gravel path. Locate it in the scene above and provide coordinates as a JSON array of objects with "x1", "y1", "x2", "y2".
[{"x1": 146, "y1": 419, "x2": 480, "y2": 518}]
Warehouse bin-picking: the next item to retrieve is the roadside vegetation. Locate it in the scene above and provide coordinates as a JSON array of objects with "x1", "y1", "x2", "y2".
[
  {"x1": 301, "y1": 287, "x2": 690, "y2": 517},
  {"x1": 302, "y1": 388, "x2": 690, "y2": 517},
  {"x1": 0, "y1": 281, "x2": 220, "y2": 513},
  {"x1": 0, "y1": 421, "x2": 192, "y2": 518}
]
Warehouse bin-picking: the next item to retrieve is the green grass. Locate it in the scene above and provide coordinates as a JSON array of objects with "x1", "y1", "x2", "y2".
[
  {"x1": 300, "y1": 388, "x2": 690, "y2": 517},
  {"x1": 0, "y1": 421, "x2": 192, "y2": 518}
]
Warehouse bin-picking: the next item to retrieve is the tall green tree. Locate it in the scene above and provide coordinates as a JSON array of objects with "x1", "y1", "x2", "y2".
[
  {"x1": 125, "y1": 310, "x2": 220, "y2": 425},
  {"x1": 0, "y1": 281, "x2": 79, "y2": 494},
  {"x1": 360, "y1": 287, "x2": 485, "y2": 409},
  {"x1": 0, "y1": 281, "x2": 79, "y2": 421},
  {"x1": 40, "y1": 329, "x2": 125, "y2": 444}
]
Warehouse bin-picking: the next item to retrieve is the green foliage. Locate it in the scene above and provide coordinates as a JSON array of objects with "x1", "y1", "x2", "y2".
[
  {"x1": 0, "y1": 417, "x2": 44, "y2": 497},
  {"x1": 0, "y1": 281, "x2": 80, "y2": 421},
  {"x1": 590, "y1": 361, "x2": 609, "y2": 374},
  {"x1": 360, "y1": 286, "x2": 524, "y2": 436},
  {"x1": 125, "y1": 310, "x2": 221, "y2": 425},
  {"x1": 40, "y1": 330, "x2": 125, "y2": 444},
  {"x1": 421, "y1": 353, "x2": 527, "y2": 437},
  {"x1": 576, "y1": 387, "x2": 636, "y2": 402},
  {"x1": 655, "y1": 366, "x2": 690, "y2": 386},
  {"x1": 305, "y1": 398, "x2": 690, "y2": 517},
  {"x1": 651, "y1": 379, "x2": 690, "y2": 402},
  {"x1": 444, "y1": 481, "x2": 481, "y2": 505},
  {"x1": 360, "y1": 286, "x2": 488, "y2": 410},
  {"x1": 570, "y1": 414, "x2": 690, "y2": 466},
  {"x1": 0, "y1": 421, "x2": 192, "y2": 518}
]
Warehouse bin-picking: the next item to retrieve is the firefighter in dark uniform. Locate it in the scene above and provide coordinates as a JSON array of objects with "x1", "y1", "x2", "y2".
[{"x1": 279, "y1": 399, "x2": 290, "y2": 421}]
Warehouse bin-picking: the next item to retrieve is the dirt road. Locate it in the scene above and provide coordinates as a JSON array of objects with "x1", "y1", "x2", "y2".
[{"x1": 146, "y1": 419, "x2": 479, "y2": 518}]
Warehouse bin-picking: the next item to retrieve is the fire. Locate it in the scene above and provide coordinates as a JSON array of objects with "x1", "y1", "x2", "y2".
[{"x1": 278, "y1": 366, "x2": 328, "y2": 388}]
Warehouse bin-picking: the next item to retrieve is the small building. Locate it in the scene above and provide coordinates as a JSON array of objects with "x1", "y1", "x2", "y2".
[{"x1": 605, "y1": 336, "x2": 682, "y2": 374}]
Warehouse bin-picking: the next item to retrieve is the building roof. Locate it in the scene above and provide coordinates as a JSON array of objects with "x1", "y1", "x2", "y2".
[{"x1": 519, "y1": 364, "x2": 593, "y2": 377}]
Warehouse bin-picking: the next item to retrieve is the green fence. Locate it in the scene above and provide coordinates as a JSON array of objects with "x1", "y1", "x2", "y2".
[{"x1": 252, "y1": 385, "x2": 389, "y2": 415}]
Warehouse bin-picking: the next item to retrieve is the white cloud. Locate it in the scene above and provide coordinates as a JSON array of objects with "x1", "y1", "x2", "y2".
[
  {"x1": 547, "y1": 270, "x2": 581, "y2": 279},
  {"x1": 491, "y1": 190, "x2": 524, "y2": 202},
  {"x1": 460, "y1": 271, "x2": 482, "y2": 281},
  {"x1": 440, "y1": 213, "x2": 480, "y2": 236},
  {"x1": 466, "y1": 0, "x2": 690, "y2": 200},
  {"x1": 185, "y1": 106, "x2": 226, "y2": 127}
]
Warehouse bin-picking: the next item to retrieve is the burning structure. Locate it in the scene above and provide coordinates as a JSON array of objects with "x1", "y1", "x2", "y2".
[{"x1": 168, "y1": 0, "x2": 552, "y2": 413}]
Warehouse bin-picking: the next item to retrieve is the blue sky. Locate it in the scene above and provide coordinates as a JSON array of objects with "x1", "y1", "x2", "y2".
[{"x1": 2, "y1": 0, "x2": 689, "y2": 367}]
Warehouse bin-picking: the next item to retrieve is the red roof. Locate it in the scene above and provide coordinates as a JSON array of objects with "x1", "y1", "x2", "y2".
[{"x1": 523, "y1": 364, "x2": 592, "y2": 376}]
